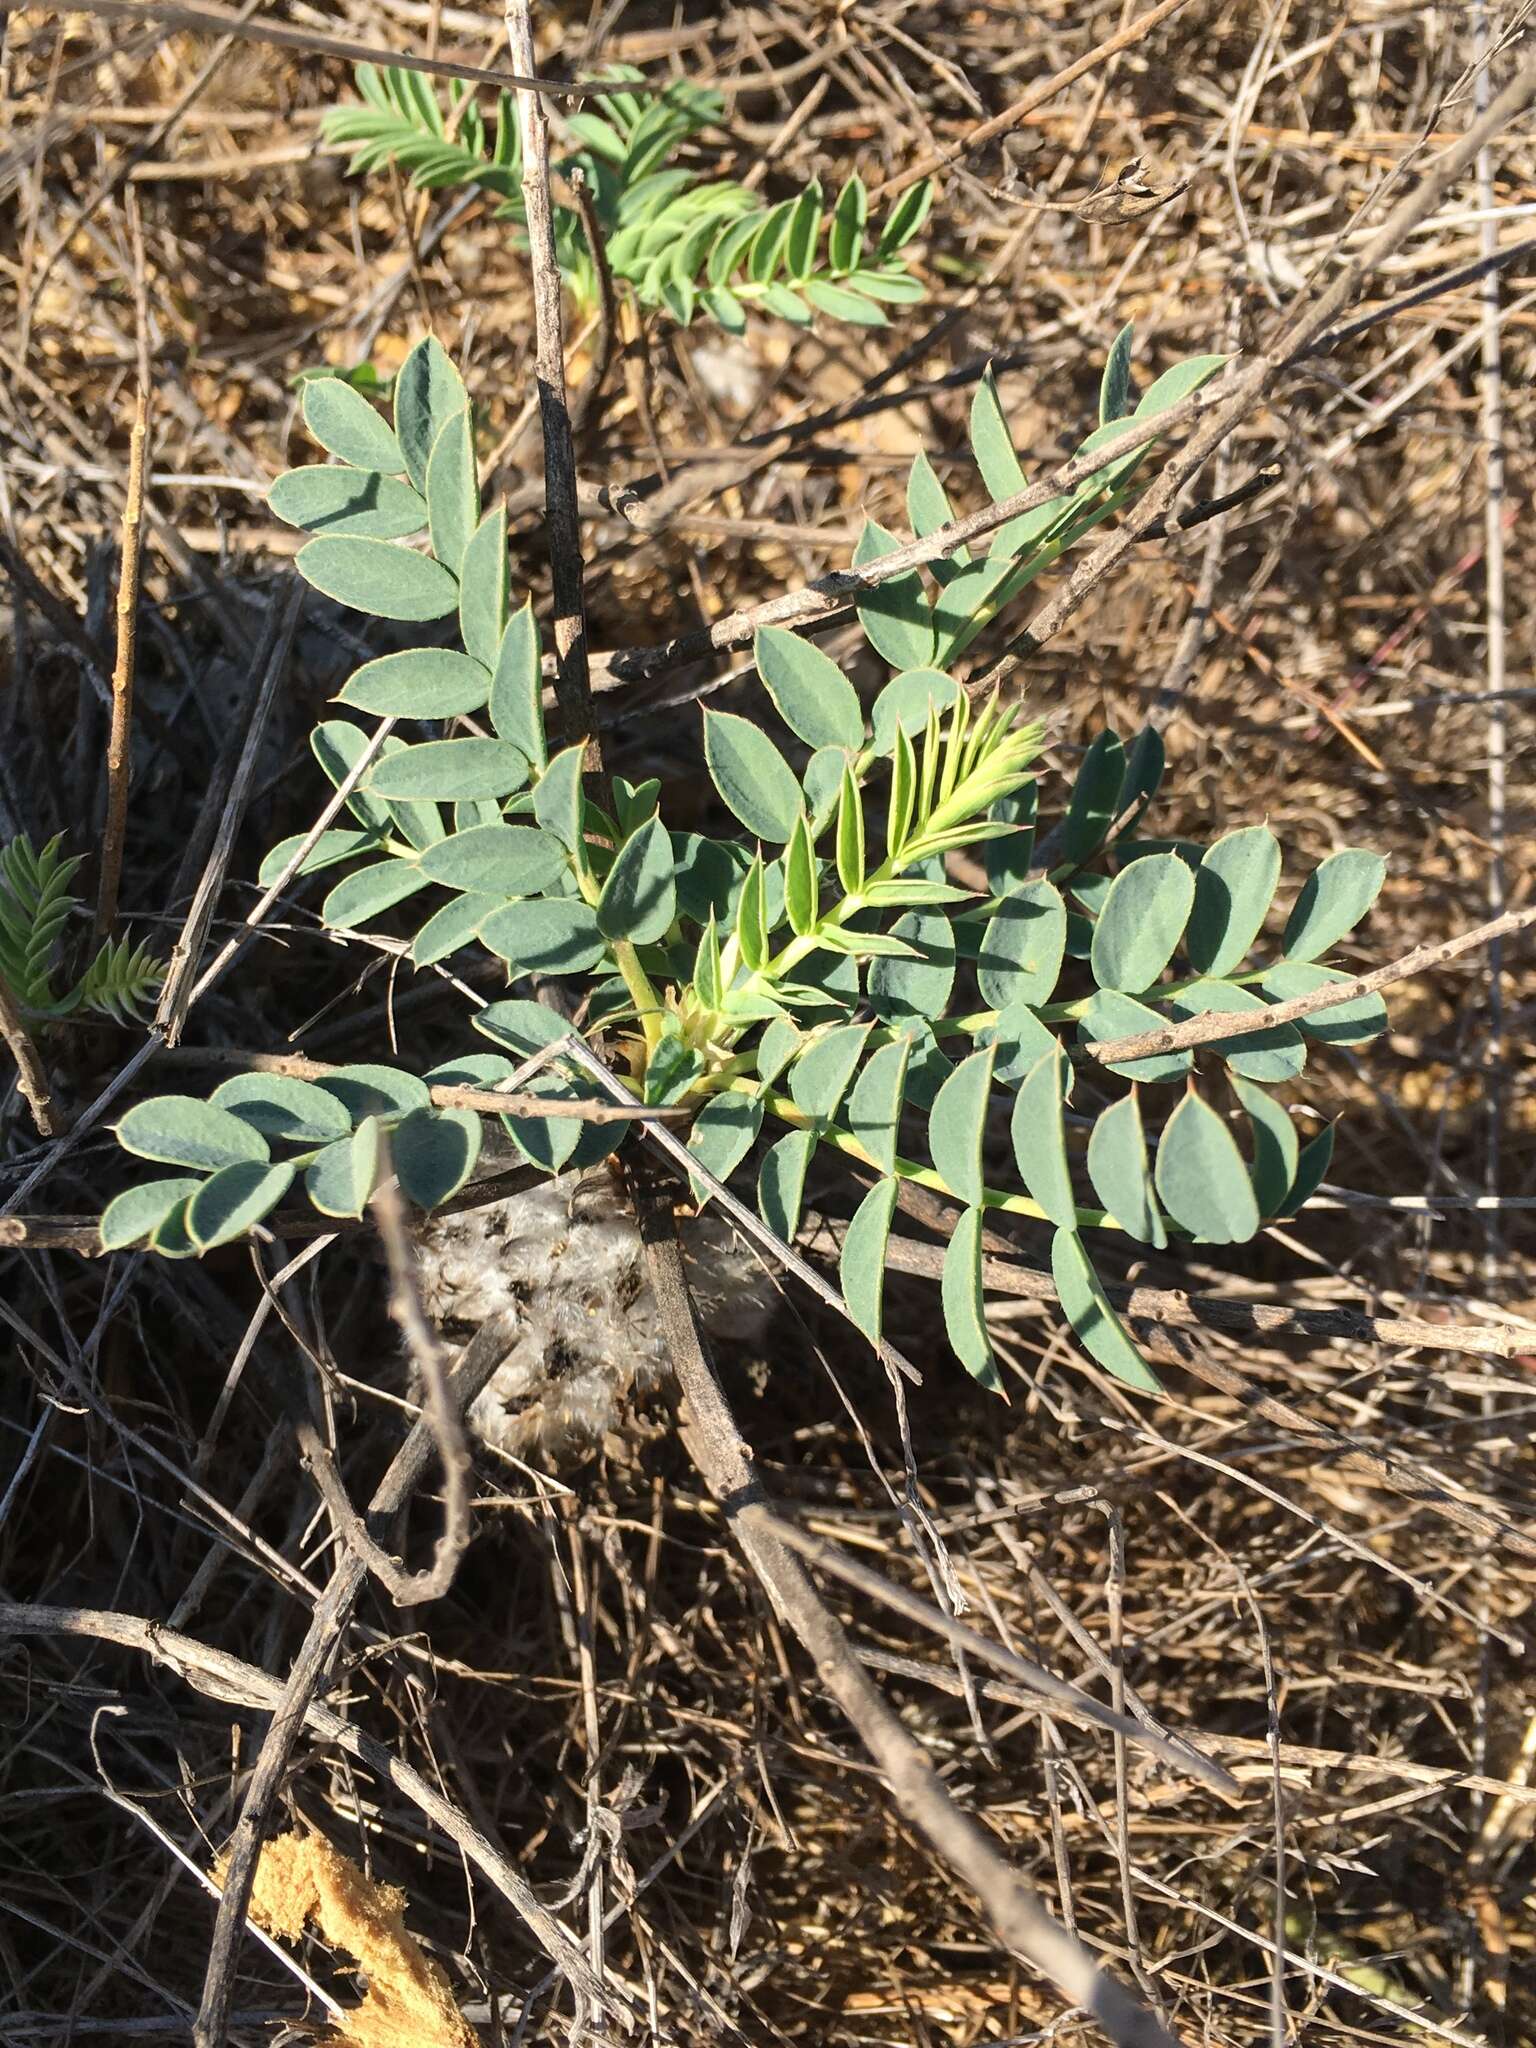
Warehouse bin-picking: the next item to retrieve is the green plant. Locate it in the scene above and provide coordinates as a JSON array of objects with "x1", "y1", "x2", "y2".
[
  {"x1": 100, "y1": 331, "x2": 1388, "y2": 1394},
  {"x1": 0, "y1": 834, "x2": 165, "y2": 1025},
  {"x1": 323, "y1": 64, "x2": 934, "y2": 331}
]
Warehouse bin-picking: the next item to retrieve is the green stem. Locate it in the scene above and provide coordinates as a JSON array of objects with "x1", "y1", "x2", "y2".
[{"x1": 735, "y1": 1078, "x2": 1119, "y2": 1232}]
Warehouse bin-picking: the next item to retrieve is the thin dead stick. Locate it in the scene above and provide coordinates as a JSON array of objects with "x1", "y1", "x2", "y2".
[
  {"x1": 853, "y1": 1650, "x2": 1536, "y2": 1807},
  {"x1": 94, "y1": 208, "x2": 149, "y2": 944},
  {"x1": 842, "y1": 1221, "x2": 1532, "y2": 1363},
  {"x1": 192, "y1": 1311, "x2": 622, "y2": 2045},
  {"x1": 601, "y1": 377, "x2": 1228, "y2": 682},
  {"x1": 763, "y1": 1515, "x2": 1236, "y2": 1793},
  {"x1": 359, "y1": 1147, "x2": 471, "y2": 1606},
  {"x1": 976, "y1": 59, "x2": 1536, "y2": 694},
  {"x1": 51, "y1": 0, "x2": 659, "y2": 96},
  {"x1": 157, "y1": 581, "x2": 303, "y2": 1041},
  {"x1": 155, "y1": 1045, "x2": 685, "y2": 1123},
  {"x1": 822, "y1": 1226, "x2": 1536, "y2": 1563},
  {"x1": 0, "y1": 1602, "x2": 623, "y2": 2016},
  {"x1": 0, "y1": 969, "x2": 61, "y2": 1137},
  {"x1": 634, "y1": 1191, "x2": 1184, "y2": 2048},
  {"x1": 507, "y1": 0, "x2": 599, "y2": 762},
  {"x1": 1082, "y1": 902, "x2": 1536, "y2": 1067},
  {"x1": 871, "y1": 0, "x2": 1196, "y2": 199}
]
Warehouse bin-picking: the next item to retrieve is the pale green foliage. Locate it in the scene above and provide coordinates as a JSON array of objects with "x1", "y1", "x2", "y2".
[
  {"x1": 102, "y1": 328, "x2": 1390, "y2": 1398},
  {"x1": 323, "y1": 65, "x2": 933, "y2": 332},
  {"x1": 0, "y1": 835, "x2": 164, "y2": 1024}
]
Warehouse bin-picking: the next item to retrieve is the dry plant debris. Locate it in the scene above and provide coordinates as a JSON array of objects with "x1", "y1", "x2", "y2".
[{"x1": 236, "y1": 1829, "x2": 476, "y2": 2048}]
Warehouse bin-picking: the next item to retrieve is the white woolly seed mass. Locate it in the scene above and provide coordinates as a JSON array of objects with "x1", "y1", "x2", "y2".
[{"x1": 413, "y1": 1171, "x2": 774, "y2": 1460}]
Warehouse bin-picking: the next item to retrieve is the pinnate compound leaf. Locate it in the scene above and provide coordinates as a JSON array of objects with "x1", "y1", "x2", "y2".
[
  {"x1": 479, "y1": 898, "x2": 606, "y2": 972},
  {"x1": 847, "y1": 1036, "x2": 909, "y2": 1175},
  {"x1": 1154, "y1": 1090, "x2": 1260, "y2": 1244},
  {"x1": 840, "y1": 1177, "x2": 899, "y2": 1340},
  {"x1": 929, "y1": 1045, "x2": 995, "y2": 1209},
  {"x1": 1090, "y1": 852, "x2": 1194, "y2": 992},
  {"x1": 1059, "y1": 730, "x2": 1126, "y2": 865},
  {"x1": 1166, "y1": 979, "x2": 1306, "y2": 1084},
  {"x1": 425, "y1": 406, "x2": 477, "y2": 576},
  {"x1": 532, "y1": 743, "x2": 586, "y2": 850},
  {"x1": 1282, "y1": 849, "x2": 1386, "y2": 961},
  {"x1": 1009, "y1": 1045, "x2": 1075, "y2": 1227},
  {"x1": 871, "y1": 668, "x2": 958, "y2": 753},
  {"x1": 979, "y1": 1000, "x2": 1057, "y2": 1086},
  {"x1": 970, "y1": 366, "x2": 1026, "y2": 503},
  {"x1": 210, "y1": 1073, "x2": 351, "y2": 1144},
  {"x1": 392, "y1": 1106, "x2": 481, "y2": 1208},
  {"x1": 1099, "y1": 320, "x2": 1135, "y2": 425},
  {"x1": 598, "y1": 815, "x2": 676, "y2": 943},
  {"x1": 1076, "y1": 989, "x2": 1191, "y2": 1083},
  {"x1": 687, "y1": 1091, "x2": 763, "y2": 1199},
  {"x1": 1050, "y1": 1226, "x2": 1161, "y2": 1391},
  {"x1": 1261, "y1": 960, "x2": 1387, "y2": 1045},
  {"x1": 100, "y1": 1177, "x2": 205, "y2": 1252},
  {"x1": 978, "y1": 880, "x2": 1066, "y2": 1009},
  {"x1": 1231, "y1": 1074, "x2": 1298, "y2": 1219},
  {"x1": 1085, "y1": 1092, "x2": 1165, "y2": 1247},
  {"x1": 417, "y1": 824, "x2": 566, "y2": 897},
  {"x1": 271, "y1": 468, "x2": 427, "y2": 539},
  {"x1": 321, "y1": 860, "x2": 430, "y2": 931},
  {"x1": 368, "y1": 739, "x2": 529, "y2": 800},
  {"x1": 985, "y1": 784, "x2": 1037, "y2": 897},
  {"x1": 316, "y1": 1064, "x2": 431, "y2": 1120},
  {"x1": 117, "y1": 1097, "x2": 270, "y2": 1172},
  {"x1": 868, "y1": 910, "x2": 954, "y2": 1022},
  {"x1": 789, "y1": 1023, "x2": 871, "y2": 1123},
  {"x1": 149, "y1": 1198, "x2": 197, "y2": 1258},
  {"x1": 411, "y1": 892, "x2": 499, "y2": 965},
  {"x1": 306, "y1": 1117, "x2": 381, "y2": 1217},
  {"x1": 1186, "y1": 825, "x2": 1281, "y2": 976},
  {"x1": 297, "y1": 536, "x2": 459, "y2": 620},
  {"x1": 1284, "y1": 1121, "x2": 1334, "y2": 1214},
  {"x1": 188, "y1": 1161, "x2": 295, "y2": 1249},
  {"x1": 703, "y1": 710, "x2": 803, "y2": 842},
  {"x1": 338, "y1": 648, "x2": 490, "y2": 717},
  {"x1": 942, "y1": 1207, "x2": 998, "y2": 1390},
  {"x1": 458, "y1": 505, "x2": 509, "y2": 668},
  {"x1": 394, "y1": 333, "x2": 469, "y2": 492},
  {"x1": 490, "y1": 602, "x2": 546, "y2": 767},
  {"x1": 759, "y1": 1126, "x2": 816, "y2": 1241},
  {"x1": 302, "y1": 377, "x2": 405, "y2": 471},
  {"x1": 852, "y1": 521, "x2": 935, "y2": 673},
  {"x1": 258, "y1": 827, "x2": 385, "y2": 886},
  {"x1": 754, "y1": 627, "x2": 864, "y2": 751}
]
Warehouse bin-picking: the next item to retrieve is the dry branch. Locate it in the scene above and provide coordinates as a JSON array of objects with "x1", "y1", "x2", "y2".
[
  {"x1": 1082, "y1": 901, "x2": 1536, "y2": 1065},
  {"x1": 636, "y1": 1188, "x2": 1186, "y2": 2048}
]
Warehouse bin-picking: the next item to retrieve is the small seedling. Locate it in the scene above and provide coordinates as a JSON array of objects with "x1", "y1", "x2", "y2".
[{"x1": 101, "y1": 328, "x2": 1388, "y2": 1394}]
